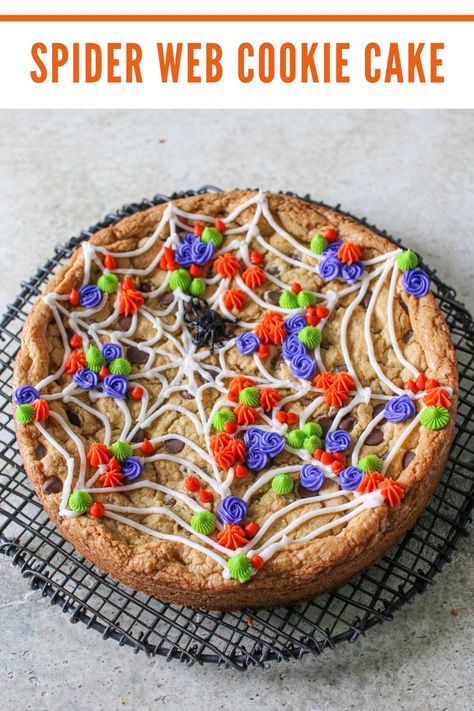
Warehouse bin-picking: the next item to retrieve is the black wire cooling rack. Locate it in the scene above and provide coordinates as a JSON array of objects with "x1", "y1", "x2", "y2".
[{"x1": 0, "y1": 187, "x2": 473, "y2": 671}]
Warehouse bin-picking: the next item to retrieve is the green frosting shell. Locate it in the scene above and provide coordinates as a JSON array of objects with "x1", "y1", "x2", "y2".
[
  {"x1": 169, "y1": 269, "x2": 192, "y2": 292},
  {"x1": 15, "y1": 403, "x2": 34, "y2": 424},
  {"x1": 297, "y1": 290, "x2": 317, "y2": 308},
  {"x1": 298, "y1": 326, "x2": 321, "y2": 349},
  {"x1": 302, "y1": 422, "x2": 322, "y2": 438},
  {"x1": 396, "y1": 249, "x2": 419, "y2": 272},
  {"x1": 97, "y1": 273, "x2": 119, "y2": 293},
  {"x1": 358, "y1": 454, "x2": 383, "y2": 472},
  {"x1": 303, "y1": 435, "x2": 321, "y2": 454},
  {"x1": 279, "y1": 290, "x2": 299, "y2": 309},
  {"x1": 68, "y1": 490, "x2": 93, "y2": 514},
  {"x1": 310, "y1": 233, "x2": 328, "y2": 255},
  {"x1": 286, "y1": 429, "x2": 306, "y2": 448},
  {"x1": 85, "y1": 346, "x2": 106, "y2": 373},
  {"x1": 110, "y1": 440, "x2": 133, "y2": 462},
  {"x1": 238, "y1": 387, "x2": 260, "y2": 408},
  {"x1": 109, "y1": 357, "x2": 132, "y2": 376},
  {"x1": 227, "y1": 553, "x2": 252, "y2": 583},
  {"x1": 189, "y1": 278, "x2": 206, "y2": 297},
  {"x1": 272, "y1": 473, "x2": 294, "y2": 495},
  {"x1": 212, "y1": 408, "x2": 236, "y2": 431},
  {"x1": 420, "y1": 406, "x2": 450, "y2": 430},
  {"x1": 191, "y1": 511, "x2": 216, "y2": 536},
  {"x1": 201, "y1": 226, "x2": 224, "y2": 249}
]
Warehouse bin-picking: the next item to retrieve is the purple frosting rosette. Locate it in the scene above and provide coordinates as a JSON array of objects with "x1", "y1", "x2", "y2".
[
  {"x1": 236, "y1": 332, "x2": 260, "y2": 356},
  {"x1": 341, "y1": 262, "x2": 364, "y2": 284},
  {"x1": 384, "y1": 394, "x2": 416, "y2": 422},
  {"x1": 300, "y1": 464, "x2": 325, "y2": 491},
  {"x1": 101, "y1": 343, "x2": 122, "y2": 362},
  {"x1": 289, "y1": 353, "x2": 316, "y2": 379},
  {"x1": 319, "y1": 256, "x2": 341, "y2": 282},
  {"x1": 246, "y1": 448, "x2": 269, "y2": 471},
  {"x1": 217, "y1": 496, "x2": 247, "y2": 525},
  {"x1": 284, "y1": 313, "x2": 306, "y2": 334},
  {"x1": 243, "y1": 427, "x2": 265, "y2": 448},
  {"x1": 325, "y1": 430, "x2": 351, "y2": 453},
  {"x1": 79, "y1": 284, "x2": 103, "y2": 309},
  {"x1": 323, "y1": 240, "x2": 343, "y2": 255},
  {"x1": 338, "y1": 466, "x2": 363, "y2": 491},
  {"x1": 402, "y1": 268, "x2": 430, "y2": 298},
  {"x1": 190, "y1": 239, "x2": 214, "y2": 265},
  {"x1": 13, "y1": 385, "x2": 40, "y2": 405},
  {"x1": 102, "y1": 374, "x2": 129, "y2": 399},
  {"x1": 175, "y1": 233, "x2": 195, "y2": 266},
  {"x1": 72, "y1": 369, "x2": 99, "y2": 390},
  {"x1": 258, "y1": 431, "x2": 285, "y2": 457},
  {"x1": 282, "y1": 334, "x2": 306, "y2": 361},
  {"x1": 122, "y1": 456, "x2": 144, "y2": 481}
]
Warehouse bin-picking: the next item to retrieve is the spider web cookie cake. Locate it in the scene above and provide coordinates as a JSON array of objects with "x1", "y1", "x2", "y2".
[{"x1": 13, "y1": 190, "x2": 457, "y2": 609}]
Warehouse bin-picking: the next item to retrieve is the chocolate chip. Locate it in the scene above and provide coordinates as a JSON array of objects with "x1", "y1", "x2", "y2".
[
  {"x1": 365, "y1": 428, "x2": 384, "y2": 446},
  {"x1": 204, "y1": 368, "x2": 219, "y2": 380},
  {"x1": 317, "y1": 416, "x2": 334, "y2": 436},
  {"x1": 400, "y1": 299, "x2": 409, "y2": 314},
  {"x1": 164, "y1": 438, "x2": 184, "y2": 454},
  {"x1": 266, "y1": 264, "x2": 280, "y2": 276},
  {"x1": 35, "y1": 443, "x2": 47, "y2": 460},
  {"x1": 159, "y1": 291, "x2": 174, "y2": 307},
  {"x1": 289, "y1": 252, "x2": 302, "y2": 262},
  {"x1": 361, "y1": 290, "x2": 373, "y2": 309},
  {"x1": 380, "y1": 450, "x2": 389, "y2": 461},
  {"x1": 372, "y1": 403, "x2": 387, "y2": 425},
  {"x1": 339, "y1": 415, "x2": 356, "y2": 432},
  {"x1": 127, "y1": 346, "x2": 148, "y2": 364},
  {"x1": 319, "y1": 340, "x2": 330, "y2": 350},
  {"x1": 402, "y1": 330, "x2": 414, "y2": 344},
  {"x1": 181, "y1": 390, "x2": 194, "y2": 400},
  {"x1": 42, "y1": 476, "x2": 62, "y2": 494},
  {"x1": 265, "y1": 290, "x2": 281, "y2": 305},
  {"x1": 131, "y1": 427, "x2": 147, "y2": 443},
  {"x1": 118, "y1": 315, "x2": 133, "y2": 331},
  {"x1": 65, "y1": 408, "x2": 81, "y2": 427},
  {"x1": 297, "y1": 483, "x2": 317, "y2": 499},
  {"x1": 164, "y1": 495, "x2": 177, "y2": 507},
  {"x1": 270, "y1": 351, "x2": 283, "y2": 371},
  {"x1": 402, "y1": 450, "x2": 416, "y2": 469},
  {"x1": 139, "y1": 280, "x2": 154, "y2": 293}
]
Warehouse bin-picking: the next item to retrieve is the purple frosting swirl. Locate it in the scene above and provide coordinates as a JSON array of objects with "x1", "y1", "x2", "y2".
[
  {"x1": 338, "y1": 466, "x2": 363, "y2": 491},
  {"x1": 341, "y1": 261, "x2": 364, "y2": 284},
  {"x1": 384, "y1": 394, "x2": 416, "y2": 422},
  {"x1": 122, "y1": 456, "x2": 144, "y2": 481},
  {"x1": 72, "y1": 369, "x2": 99, "y2": 390},
  {"x1": 246, "y1": 448, "x2": 269, "y2": 471},
  {"x1": 300, "y1": 464, "x2": 325, "y2": 491},
  {"x1": 101, "y1": 343, "x2": 122, "y2": 362},
  {"x1": 236, "y1": 332, "x2": 260, "y2": 356},
  {"x1": 243, "y1": 427, "x2": 265, "y2": 448},
  {"x1": 102, "y1": 374, "x2": 129, "y2": 399},
  {"x1": 319, "y1": 256, "x2": 341, "y2": 282},
  {"x1": 191, "y1": 239, "x2": 214, "y2": 266},
  {"x1": 325, "y1": 430, "x2": 351, "y2": 453},
  {"x1": 258, "y1": 431, "x2": 285, "y2": 457},
  {"x1": 282, "y1": 334, "x2": 306, "y2": 362},
  {"x1": 323, "y1": 240, "x2": 343, "y2": 255},
  {"x1": 284, "y1": 313, "x2": 306, "y2": 334},
  {"x1": 217, "y1": 496, "x2": 247, "y2": 525},
  {"x1": 79, "y1": 284, "x2": 103, "y2": 309},
  {"x1": 13, "y1": 385, "x2": 40, "y2": 405},
  {"x1": 402, "y1": 268, "x2": 430, "y2": 298},
  {"x1": 175, "y1": 234, "x2": 195, "y2": 266},
  {"x1": 289, "y1": 353, "x2": 316, "y2": 380}
]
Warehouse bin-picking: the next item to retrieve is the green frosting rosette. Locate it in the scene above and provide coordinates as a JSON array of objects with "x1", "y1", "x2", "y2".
[
  {"x1": 279, "y1": 290, "x2": 299, "y2": 309},
  {"x1": 191, "y1": 511, "x2": 216, "y2": 535},
  {"x1": 85, "y1": 346, "x2": 106, "y2": 373},
  {"x1": 297, "y1": 290, "x2": 317, "y2": 308},
  {"x1": 420, "y1": 406, "x2": 450, "y2": 430},
  {"x1": 302, "y1": 422, "x2": 322, "y2": 438},
  {"x1": 303, "y1": 435, "x2": 321, "y2": 454},
  {"x1": 238, "y1": 387, "x2": 260, "y2": 408},
  {"x1": 396, "y1": 249, "x2": 418, "y2": 272},
  {"x1": 68, "y1": 490, "x2": 93, "y2": 514},
  {"x1": 358, "y1": 454, "x2": 383, "y2": 472},
  {"x1": 109, "y1": 357, "x2": 132, "y2": 376},
  {"x1": 227, "y1": 553, "x2": 252, "y2": 582},
  {"x1": 169, "y1": 268, "x2": 192, "y2": 292},
  {"x1": 97, "y1": 273, "x2": 119, "y2": 294},
  {"x1": 271, "y1": 473, "x2": 294, "y2": 495},
  {"x1": 286, "y1": 429, "x2": 306, "y2": 448},
  {"x1": 15, "y1": 403, "x2": 35, "y2": 424},
  {"x1": 212, "y1": 408, "x2": 236, "y2": 432},
  {"x1": 202, "y1": 226, "x2": 224, "y2": 249},
  {"x1": 189, "y1": 278, "x2": 206, "y2": 297},
  {"x1": 310, "y1": 232, "x2": 328, "y2": 255},
  {"x1": 110, "y1": 440, "x2": 133, "y2": 461},
  {"x1": 298, "y1": 326, "x2": 321, "y2": 349}
]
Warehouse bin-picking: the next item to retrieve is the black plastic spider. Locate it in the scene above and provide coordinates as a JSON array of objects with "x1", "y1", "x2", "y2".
[{"x1": 183, "y1": 298, "x2": 236, "y2": 352}]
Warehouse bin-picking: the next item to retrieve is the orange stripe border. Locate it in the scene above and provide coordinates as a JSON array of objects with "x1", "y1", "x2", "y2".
[{"x1": 0, "y1": 14, "x2": 473, "y2": 22}]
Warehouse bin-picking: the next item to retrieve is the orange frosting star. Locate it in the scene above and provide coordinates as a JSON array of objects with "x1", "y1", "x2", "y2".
[
  {"x1": 214, "y1": 446, "x2": 237, "y2": 469},
  {"x1": 210, "y1": 432, "x2": 232, "y2": 453},
  {"x1": 324, "y1": 386, "x2": 350, "y2": 408},
  {"x1": 65, "y1": 350, "x2": 86, "y2": 375},
  {"x1": 261, "y1": 311, "x2": 283, "y2": 327},
  {"x1": 214, "y1": 253, "x2": 241, "y2": 278},
  {"x1": 259, "y1": 388, "x2": 281, "y2": 412},
  {"x1": 242, "y1": 266, "x2": 266, "y2": 288},
  {"x1": 87, "y1": 442, "x2": 112, "y2": 467},
  {"x1": 217, "y1": 524, "x2": 247, "y2": 550},
  {"x1": 255, "y1": 322, "x2": 272, "y2": 344},
  {"x1": 118, "y1": 277, "x2": 144, "y2": 316},
  {"x1": 333, "y1": 372, "x2": 355, "y2": 392},
  {"x1": 270, "y1": 322, "x2": 286, "y2": 345},
  {"x1": 313, "y1": 372, "x2": 335, "y2": 390},
  {"x1": 338, "y1": 242, "x2": 361, "y2": 265},
  {"x1": 229, "y1": 438, "x2": 246, "y2": 463},
  {"x1": 223, "y1": 288, "x2": 245, "y2": 311},
  {"x1": 33, "y1": 399, "x2": 49, "y2": 422},
  {"x1": 234, "y1": 404, "x2": 258, "y2": 426},
  {"x1": 227, "y1": 375, "x2": 255, "y2": 402},
  {"x1": 98, "y1": 469, "x2": 124, "y2": 488},
  {"x1": 422, "y1": 387, "x2": 451, "y2": 408},
  {"x1": 357, "y1": 471, "x2": 384, "y2": 494},
  {"x1": 378, "y1": 477, "x2": 405, "y2": 506}
]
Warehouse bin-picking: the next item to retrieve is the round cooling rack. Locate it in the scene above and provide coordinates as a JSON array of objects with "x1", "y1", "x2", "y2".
[{"x1": 0, "y1": 187, "x2": 473, "y2": 671}]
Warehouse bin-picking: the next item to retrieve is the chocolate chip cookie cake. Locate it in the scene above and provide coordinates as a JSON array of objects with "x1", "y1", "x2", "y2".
[{"x1": 13, "y1": 190, "x2": 457, "y2": 609}]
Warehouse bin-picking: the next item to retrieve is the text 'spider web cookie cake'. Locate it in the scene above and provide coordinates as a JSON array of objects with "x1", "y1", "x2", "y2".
[{"x1": 13, "y1": 191, "x2": 457, "y2": 609}]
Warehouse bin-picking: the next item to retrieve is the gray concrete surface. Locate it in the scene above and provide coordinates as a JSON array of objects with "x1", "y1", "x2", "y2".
[{"x1": 0, "y1": 110, "x2": 472, "y2": 710}]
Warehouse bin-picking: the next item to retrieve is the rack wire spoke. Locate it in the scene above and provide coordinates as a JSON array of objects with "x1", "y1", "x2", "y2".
[{"x1": 0, "y1": 187, "x2": 472, "y2": 670}]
